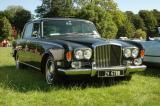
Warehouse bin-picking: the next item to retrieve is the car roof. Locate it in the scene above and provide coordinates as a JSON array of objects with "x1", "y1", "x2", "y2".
[{"x1": 29, "y1": 18, "x2": 93, "y2": 23}]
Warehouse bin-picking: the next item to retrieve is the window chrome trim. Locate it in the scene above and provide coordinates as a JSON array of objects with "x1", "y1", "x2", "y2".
[{"x1": 19, "y1": 61, "x2": 41, "y2": 71}]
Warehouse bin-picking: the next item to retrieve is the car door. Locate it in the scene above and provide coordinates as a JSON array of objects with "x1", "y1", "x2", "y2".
[
  {"x1": 18, "y1": 22, "x2": 33, "y2": 64},
  {"x1": 141, "y1": 40, "x2": 160, "y2": 63},
  {"x1": 30, "y1": 22, "x2": 41, "y2": 68},
  {"x1": 19, "y1": 22, "x2": 41, "y2": 69}
]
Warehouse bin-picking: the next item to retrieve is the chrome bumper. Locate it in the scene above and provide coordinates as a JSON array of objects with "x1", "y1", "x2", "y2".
[{"x1": 58, "y1": 65, "x2": 146, "y2": 76}]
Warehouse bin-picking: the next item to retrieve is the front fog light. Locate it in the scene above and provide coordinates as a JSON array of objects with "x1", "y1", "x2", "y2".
[
  {"x1": 134, "y1": 58, "x2": 142, "y2": 66},
  {"x1": 71, "y1": 61, "x2": 82, "y2": 69}
]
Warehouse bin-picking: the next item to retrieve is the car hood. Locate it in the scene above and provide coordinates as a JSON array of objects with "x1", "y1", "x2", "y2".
[{"x1": 42, "y1": 36, "x2": 120, "y2": 50}]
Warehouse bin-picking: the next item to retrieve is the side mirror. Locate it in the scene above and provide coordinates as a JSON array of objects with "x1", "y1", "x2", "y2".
[
  {"x1": 158, "y1": 27, "x2": 160, "y2": 35},
  {"x1": 32, "y1": 31, "x2": 38, "y2": 37}
]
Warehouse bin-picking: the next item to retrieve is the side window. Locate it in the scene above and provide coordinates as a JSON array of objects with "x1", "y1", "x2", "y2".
[
  {"x1": 32, "y1": 23, "x2": 40, "y2": 37},
  {"x1": 23, "y1": 23, "x2": 33, "y2": 38}
]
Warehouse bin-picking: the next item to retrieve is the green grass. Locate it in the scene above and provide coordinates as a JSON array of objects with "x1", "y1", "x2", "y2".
[{"x1": 0, "y1": 47, "x2": 160, "y2": 106}]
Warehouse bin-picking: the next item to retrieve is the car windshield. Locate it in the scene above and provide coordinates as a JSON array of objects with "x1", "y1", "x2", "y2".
[{"x1": 43, "y1": 20, "x2": 99, "y2": 37}]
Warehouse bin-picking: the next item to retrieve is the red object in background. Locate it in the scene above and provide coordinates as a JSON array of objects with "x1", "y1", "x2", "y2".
[{"x1": 1, "y1": 39, "x2": 10, "y2": 47}]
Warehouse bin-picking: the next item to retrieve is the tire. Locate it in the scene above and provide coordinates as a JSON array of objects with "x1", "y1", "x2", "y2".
[
  {"x1": 15, "y1": 53, "x2": 25, "y2": 70},
  {"x1": 15, "y1": 54, "x2": 20, "y2": 70},
  {"x1": 124, "y1": 75, "x2": 132, "y2": 81},
  {"x1": 45, "y1": 56, "x2": 59, "y2": 85}
]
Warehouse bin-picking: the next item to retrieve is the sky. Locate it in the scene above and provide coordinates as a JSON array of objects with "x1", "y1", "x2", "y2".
[
  {"x1": 0, "y1": 0, "x2": 42, "y2": 14},
  {"x1": 115, "y1": 0, "x2": 160, "y2": 13},
  {"x1": 0, "y1": 0, "x2": 160, "y2": 14}
]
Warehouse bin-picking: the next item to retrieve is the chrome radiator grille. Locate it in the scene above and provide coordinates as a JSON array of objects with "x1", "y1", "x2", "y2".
[{"x1": 94, "y1": 44, "x2": 122, "y2": 68}]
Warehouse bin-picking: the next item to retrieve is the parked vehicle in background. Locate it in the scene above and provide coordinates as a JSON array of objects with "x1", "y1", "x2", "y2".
[
  {"x1": 12, "y1": 18, "x2": 146, "y2": 84},
  {"x1": 138, "y1": 32, "x2": 160, "y2": 66},
  {"x1": 120, "y1": 27, "x2": 160, "y2": 67}
]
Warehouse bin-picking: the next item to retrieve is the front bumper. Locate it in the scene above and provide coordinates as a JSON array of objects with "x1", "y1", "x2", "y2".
[{"x1": 58, "y1": 65, "x2": 146, "y2": 76}]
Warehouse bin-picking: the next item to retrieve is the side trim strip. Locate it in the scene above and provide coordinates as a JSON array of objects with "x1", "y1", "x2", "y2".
[
  {"x1": 145, "y1": 55, "x2": 160, "y2": 57},
  {"x1": 19, "y1": 62, "x2": 41, "y2": 70}
]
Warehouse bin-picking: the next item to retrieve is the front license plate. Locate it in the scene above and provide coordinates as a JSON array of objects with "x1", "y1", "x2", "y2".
[{"x1": 98, "y1": 70, "x2": 124, "y2": 77}]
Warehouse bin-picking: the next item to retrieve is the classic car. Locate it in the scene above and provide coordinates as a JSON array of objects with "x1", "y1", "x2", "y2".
[
  {"x1": 12, "y1": 18, "x2": 146, "y2": 84},
  {"x1": 121, "y1": 27, "x2": 160, "y2": 67},
  {"x1": 135, "y1": 37, "x2": 160, "y2": 66}
]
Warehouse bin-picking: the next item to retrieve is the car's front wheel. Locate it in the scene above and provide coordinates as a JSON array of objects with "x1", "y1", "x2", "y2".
[{"x1": 45, "y1": 56, "x2": 59, "y2": 85}]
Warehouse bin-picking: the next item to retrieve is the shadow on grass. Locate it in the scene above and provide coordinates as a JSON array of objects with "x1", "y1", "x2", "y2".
[
  {"x1": 136, "y1": 67, "x2": 160, "y2": 78},
  {"x1": 0, "y1": 65, "x2": 128, "y2": 93}
]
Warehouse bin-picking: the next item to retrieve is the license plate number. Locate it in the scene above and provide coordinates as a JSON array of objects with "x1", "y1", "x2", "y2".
[{"x1": 98, "y1": 70, "x2": 124, "y2": 77}]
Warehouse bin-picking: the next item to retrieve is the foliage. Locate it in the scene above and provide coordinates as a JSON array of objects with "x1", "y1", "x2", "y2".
[
  {"x1": 126, "y1": 11, "x2": 145, "y2": 30},
  {"x1": 134, "y1": 29, "x2": 147, "y2": 39},
  {"x1": 0, "y1": 17, "x2": 12, "y2": 40},
  {"x1": 112, "y1": 11, "x2": 135, "y2": 38},
  {"x1": 13, "y1": 9, "x2": 31, "y2": 32},
  {"x1": 77, "y1": 3, "x2": 118, "y2": 38},
  {"x1": 139, "y1": 10, "x2": 158, "y2": 39},
  {"x1": 1, "y1": 5, "x2": 31, "y2": 39},
  {"x1": 36, "y1": 0, "x2": 76, "y2": 17},
  {"x1": 4, "y1": 5, "x2": 24, "y2": 25},
  {"x1": 0, "y1": 48, "x2": 160, "y2": 105},
  {"x1": 152, "y1": 9, "x2": 160, "y2": 26}
]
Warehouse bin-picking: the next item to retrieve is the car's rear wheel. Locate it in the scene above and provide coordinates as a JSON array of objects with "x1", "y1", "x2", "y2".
[{"x1": 45, "y1": 56, "x2": 58, "y2": 85}]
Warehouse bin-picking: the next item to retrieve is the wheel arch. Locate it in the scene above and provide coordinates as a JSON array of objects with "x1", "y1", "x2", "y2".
[{"x1": 41, "y1": 52, "x2": 52, "y2": 73}]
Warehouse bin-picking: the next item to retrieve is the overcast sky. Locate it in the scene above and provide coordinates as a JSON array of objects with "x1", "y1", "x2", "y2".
[{"x1": 0, "y1": 0, "x2": 160, "y2": 14}]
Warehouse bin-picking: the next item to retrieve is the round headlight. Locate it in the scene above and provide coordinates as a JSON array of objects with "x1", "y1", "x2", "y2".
[
  {"x1": 84, "y1": 49, "x2": 92, "y2": 60},
  {"x1": 132, "y1": 48, "x2": 139, "y2": 58},
  {"x1": 123, "y1": 48, "x2": 131, "y2": 58},
  {"x1": 75, "y1": 50, "x2": 83, "y2": 60}
]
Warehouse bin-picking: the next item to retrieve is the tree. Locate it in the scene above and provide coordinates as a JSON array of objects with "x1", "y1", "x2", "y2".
[
  {"x1": 126, "y1": 11, "x2": 145, "y2": 30},
  {"x1": 139, "y1": 10, "x2": 158, "y2": 39},
  {"x1": 3, "y1": 5, "x2": 31, "y2": 35},
  {"x1": 14, "y1": 9, "x2": 31, "y2": 33},
  {"x1": 36, "y1": 0, "x2": 76, "y2": 18},
  {"x1": 4, "y1": 5, "x2": 24, "y2": 25},
  {"x1": 75, "y1": 0, "x2": 118, "y2": 11},
  {"x1": 77, "y1": 3, "x2": 118, "y2": 38},
  {"x1": 112, "y1": 11, "x2": 135, "y2": 38},
  {"x1": 134, "y1": 29, "x2": 147, "y2": 39},
  {"x1": 0, "y1": 17, "x2": 12, "y2": 40},
  {"x1": 152, "y1": 9, "x2": 160, "y2": 26},
  {"x1": 117, "y1": 20, "x2": 135, "y2": 38},
  {"x1": 0, "y1": 11, "x2": 5, "y2": 18}
]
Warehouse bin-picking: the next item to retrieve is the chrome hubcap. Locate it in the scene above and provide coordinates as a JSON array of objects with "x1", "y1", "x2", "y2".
[{"x1": 46, "y1": 59, "x2": 55, "y2": 84}]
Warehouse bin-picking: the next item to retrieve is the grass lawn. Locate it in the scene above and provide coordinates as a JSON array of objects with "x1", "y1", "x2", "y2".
[{"x1": 0, "y1": 47, "x2": 160, "y2": 106}]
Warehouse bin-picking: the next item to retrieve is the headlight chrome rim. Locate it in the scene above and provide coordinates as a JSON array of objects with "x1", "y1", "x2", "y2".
[
  {"x1": 84, "y1": 49, "x2": 92, "y2": 60},
  {"x1": 123, "y1": 48, "x2": 132, "y2": 58},
  {"x1": 74, "y1": 48, "x2": 92, "y2": 60},
  {"x1": 74, "y1": 49, "x2": 83, "y2": 60},
  {"x1": 132, "y1": 48, "x2": 139, "y2": 58}
]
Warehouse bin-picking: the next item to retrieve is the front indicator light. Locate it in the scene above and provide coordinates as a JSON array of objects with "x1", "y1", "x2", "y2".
[
  {"x1": 66, "y1": 51, "x2": 72, "y2": 61},
  {"x1": 140, "y1": 50, "x2": 145, "y2": 58}
]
